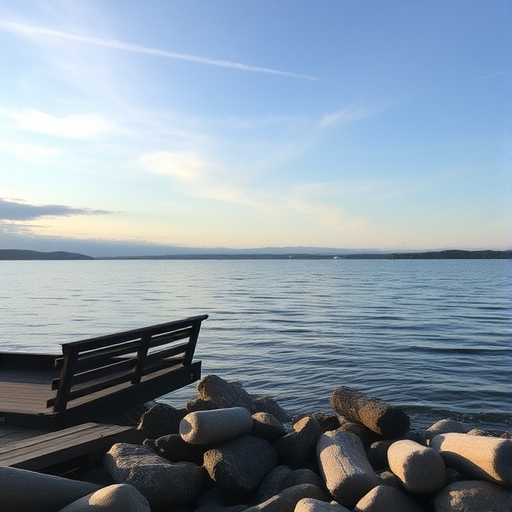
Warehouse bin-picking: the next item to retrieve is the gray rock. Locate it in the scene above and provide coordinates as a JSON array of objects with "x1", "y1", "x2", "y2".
[
  {"x1": 308, "y1": 412, "x2": 341, "y2": 433},
  {"x1": 180, "y1": 407, "x2": 253, "y2": 445},
  {"x1": 430, "y1": 432, "x2": 512, "y2": 486},
  {"x1": 353, "y1": 484, "x2": 425, "y2": 512},
  {"x1": 425, "y1": 418, "x2": 467, "y2": 443},
  {"x1": 336, "y1": 417, "x2": 378, "y2": 444},
  {"x1": 257, "y1": 465, "x2": 293, "y2": 499},
  {"x1": 245, "y1": 484, "x2": 329, "y2": 512},
  {"x1": 186, "y1": 396, "x2": 220, "y2": 412},
  {"x1": 252, "y1": 412, "x2": 287, "y2": 441},
  {"x1": 282, "y1": 468, "x2": 325, "y2": 492},
  {"x1": 434, "y1": 480, "x2": 512, "y2": 512},
  {"x1": 387, "y1": 439, "x2": 446, "y2": 494},
  {"x1": 0, "y1": 466, "x2": 100, "y2": 512},
  {"x1": 197, "y1": 374, "x2": 253, "y2": 410},
  {"x1": 317, "y1": 430, "x2": 380, "y2": 508},
  {"x1": 203, "y1": 435, "x2": 277, "y2": 493},
  {"x1": 58, "y1": 484, "x2": 150, "y2": 512},
  {"x1": 251, "y1": 394, "x2": 292, "y2": 423},
  {"x1": 274, "y1": 416, "x2": 322, "y2": 467},
  {"x1": 330, "y1": 387, "x2": 410, "y2": 438},
  {"x1": 295, "y1": 498, "x2": 350, "y2": 511},
  {"x1": 136, "y1": 402, "x2": 186, "y2": 440},
  {"x1": 154, "y1": 433, "x2": 205, "y2": 464},
  {"x1": 366, "y1": 440, "x2": 394, "y2": 470},
  {"x1": 104, "y1": 442, "x2": 206, "y2": 507}
]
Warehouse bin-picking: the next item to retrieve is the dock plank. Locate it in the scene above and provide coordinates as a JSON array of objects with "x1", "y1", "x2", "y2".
[{"x1": 0, "y1": 422, "x2": 136, "y2": 471}]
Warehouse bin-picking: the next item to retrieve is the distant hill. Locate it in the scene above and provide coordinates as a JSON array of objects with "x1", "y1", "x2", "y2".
[
  {"x1": 389, "y1": 250, "x2": 512, "y2": 259},
  {"x1": 0, "y1": 250, "x2": 94, "y2": 260}
]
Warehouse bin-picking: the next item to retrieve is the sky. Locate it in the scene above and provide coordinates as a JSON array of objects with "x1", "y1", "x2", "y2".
[{"x1": 0, "y1": 0, "x2": 510, "y2": 257}]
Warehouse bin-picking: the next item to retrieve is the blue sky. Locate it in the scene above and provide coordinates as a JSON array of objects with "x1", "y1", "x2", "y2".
[{"x1": 0, "y1": 1, "x2": 510, "y2": 256}]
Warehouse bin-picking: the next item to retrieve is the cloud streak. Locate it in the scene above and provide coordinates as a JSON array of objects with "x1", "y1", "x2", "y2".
[
  {"x1": 0, "y1": 21, "x2": 319, "y2": 81},
  {"x1": 0, "y1": 198, "x2": 111, "y2": 221},
  {"x1": 4, "y1": 109, "x2": 113, "y2": 139}
]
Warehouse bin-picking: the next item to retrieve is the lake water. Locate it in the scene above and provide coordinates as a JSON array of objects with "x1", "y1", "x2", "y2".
[{"x1": 0, "y1": 259, "x2": 510, "y2": 432}]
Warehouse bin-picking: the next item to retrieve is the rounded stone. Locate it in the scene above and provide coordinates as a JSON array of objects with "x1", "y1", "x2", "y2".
[{"x1": 387, "y1": 439, "x2": 446, "y2": 493}]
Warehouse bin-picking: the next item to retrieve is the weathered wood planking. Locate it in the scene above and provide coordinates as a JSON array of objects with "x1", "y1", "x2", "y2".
[{"x1": 0, "y1": 422, "x2": 136, "y2": 471}]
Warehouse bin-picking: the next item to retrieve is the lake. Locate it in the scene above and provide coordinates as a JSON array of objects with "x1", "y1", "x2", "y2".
[{"x1": 0, "y1": 258, "x2": 510, "y2": 432}]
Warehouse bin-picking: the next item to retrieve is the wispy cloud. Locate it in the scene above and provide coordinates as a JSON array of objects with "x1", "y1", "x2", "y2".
[
  {"x1": 316, "y1": 106, "x2": 385, "y2": 129},
  {"x1": 0, "y1": 198, "x2": 111, "y2": 221},
  {"x1": 0, "y1": 141, "x2": 61, "y2": 163},
  {"x1": 3, "y1": 108, "x2": 113, "y2": 139},
  {"x1": 0, "y1": 21, "x2": 319, "y2": 80}
]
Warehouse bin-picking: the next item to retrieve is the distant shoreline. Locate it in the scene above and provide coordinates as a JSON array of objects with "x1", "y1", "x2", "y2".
[{"x1": 0, "y1": 249, "x2": 510, "y2": 260}]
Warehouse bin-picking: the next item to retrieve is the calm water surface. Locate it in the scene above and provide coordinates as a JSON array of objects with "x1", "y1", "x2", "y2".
[{"x1": 0, "y1": 259, "x2": 510, "y2": 431}]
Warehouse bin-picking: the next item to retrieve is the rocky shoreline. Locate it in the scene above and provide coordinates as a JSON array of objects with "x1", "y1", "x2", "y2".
[{"x1": 1, "y1": 374, "x2": 511, "y2": 511}]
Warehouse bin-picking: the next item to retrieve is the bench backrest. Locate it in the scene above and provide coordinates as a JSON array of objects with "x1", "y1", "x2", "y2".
[{"x1": 47, "y1": 315, "x2": 208, "y2": 413}]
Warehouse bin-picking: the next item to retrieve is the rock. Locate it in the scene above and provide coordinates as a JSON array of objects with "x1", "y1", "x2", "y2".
[
  {"x1": 434, "y1": 480, "x2": 512, "y2": 511},
  {"x1": 251, "y1": 412, "x2": 287, "y2": 441},
  {"x1": 366, "y1": 440, "x2": 393, "y2": 470},
  {"x1": 245, "y1": 484, "x2": 329, "y2": 512},
  {"x1": 104, "y1": 442, "x2": 206, "y2": 508},
  {"x1": 336, "y1": 417, "x2": 378, "y2": 444},
  {"x1": 251, "y1": 394, "x2": 293, "y2": 423},
  {"x1": 387, "y1": 439, "x2": 446, "y2": 494},
  {"x1": 58, "y1": 484, "x2": 150, "y2": 512},
  {"x1": 154, "y1": 433, "x2": 205, "y2": 464},
  {"x1": 257, "y1": 465, "x2": 293, "y2": 499},
  {"x1": 194, "y1": 488, "x2": 249, "y2": 512},
  {"x1": 425, "y1": 418, "x2": 467, "y2": 443},
  {"x1": 197, "y1": 375, "x2": 253, "y2": 410},
  {"x1": 180, "y1": 407, "x2": 253, "y2": 445},
  {"x1": 295, "y1": 498, "x2": 350, "y2": 511},
  {"x1": 353, "y1": 484, "x2": 425, "y2": 512},
  {"x1": 186, "y1": 396, "x2": 220, "y2": 412},
  {"x1": 274, "y1": 416, "x2": 322, "y2": 467},
  {"x1": 308, "y1": 412, "x2": 341, "y2": 432},
  {"x1": 0, "y1": 466, "x2": 100, "y2": 512},
  {"x1": 136, "y1": 403, "x2": 186, "y2": 440},
  {"x1": 317, "y1": 430, "x2": 380, "y2": 508},
  {"x1": 282, "y1": 468, "x2": 326, "y2": 492},
  {"x1": 430, "y1": 432, "x2": 512, "y2": 486},
  {"x1": 203, "y1": 435, "x2": 277, "y2": 493},
  {"x1": 330, "y1": 387, "x2": 410, "y2": 438}
]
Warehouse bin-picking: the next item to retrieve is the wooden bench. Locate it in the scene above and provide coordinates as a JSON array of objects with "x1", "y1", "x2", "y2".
[{"x1": 0, "y1": 315, "x2": 208, "y2": 430}]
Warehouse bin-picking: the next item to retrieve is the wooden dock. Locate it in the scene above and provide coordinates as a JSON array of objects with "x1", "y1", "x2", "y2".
[{"x1": 0, "y1": 316, "x2": 207, "y2": 472}]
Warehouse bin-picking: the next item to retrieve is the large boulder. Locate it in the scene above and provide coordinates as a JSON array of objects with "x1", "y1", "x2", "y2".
[
  {"x1": 251, "y1": 412, "x2": 287, "y2": 441},
  {"x1": 58, "y1": 484, "x2": 150, "y2": 512},
  {"x1": 330, "y1": 387, "x2": 410, "y2": 438},
  {"x1": 154, "y1": 433, "x2": 205, "y2": 464},
  {"x1": 251, "y1": 394, "x2": 292, "y2": 423},
  {"x1": 387, "y1": 439, "x2": 446, "y2": 494},
  {"x1": 434, "y1": 480, "x2": 512, "y2": 511},
  {"x1": 104, "y1": 442, "x2": 206, "y2": 508},
  {"x1": 430, "y1": 433, "x2": 512, "y2": 486},
  {"x1": 203, "y1": 435, "x2": 277, "y2": 493},
  {"x1": 0, "y1": 466, "x2": 100, "y2": 512},
  {"x1": 197, "y1": 375, "x2": 253, "y2": 410},
  {"x1": 353, "y1": 484, "x2": 425, "y2": 512},
  {"x1": 180, "y1": 407, "x2": 253, "y2": 445},
  {"x1": 317, "y1": 430, "x2": 380, "y2": 508},
  {"x1": 274, "y1": 416, "x2": 322, "y2": 467},
  {"x1": 136, "y1": 403, "x2": 186, "y2": 440}
]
